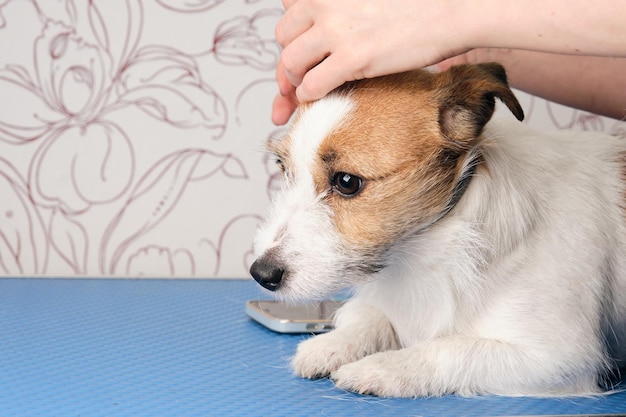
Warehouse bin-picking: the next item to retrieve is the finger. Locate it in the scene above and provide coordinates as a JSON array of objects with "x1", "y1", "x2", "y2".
[
  {"x1": 275, "y1": 60, "x2": 294, "y2": 96},
  {"x1": 275, "y1": 1, "x2": 314, "y2": 47},
  {"x1": 282, "y1": 0, "x2": 298, "y2": 9},
  {"x1": 271, "y1": 93, "x2": 298, "y2": 125},
  {"x1": 280, "y1": 26, "x2": 330, "y2": 87},
  {"x1": 295, "y1": 52, "x2": 352, "y2": 102}
]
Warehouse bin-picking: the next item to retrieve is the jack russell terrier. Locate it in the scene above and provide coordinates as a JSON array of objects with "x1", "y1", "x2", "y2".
[{"x1": 250, "y1": 63, "x2": 626, "y2": 398}]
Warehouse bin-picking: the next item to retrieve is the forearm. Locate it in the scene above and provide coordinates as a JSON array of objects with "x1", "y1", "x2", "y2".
[
  {"x1": 479, "y1": 49, "x2": 626, "y2": 120},
  {"x1": 272, "y1": 0, "x2": 626, "y2": 124},
  {"x1": 469, "y1": 0, "x2": 626, "y2": 57}
]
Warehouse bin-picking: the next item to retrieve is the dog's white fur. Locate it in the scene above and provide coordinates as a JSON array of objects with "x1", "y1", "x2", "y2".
[{"x1": 251, "y1": 64, "x2": 626, "y2": 398}]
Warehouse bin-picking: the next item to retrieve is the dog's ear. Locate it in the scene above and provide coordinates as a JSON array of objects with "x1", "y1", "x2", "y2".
[{"x1": 434, "y1": 63, "x2": 524, "y2": 146}]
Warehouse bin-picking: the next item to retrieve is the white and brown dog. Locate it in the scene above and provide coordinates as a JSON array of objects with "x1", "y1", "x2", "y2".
[{"x1": 250, "y1": 63, "x2": 626, "y2": 398}]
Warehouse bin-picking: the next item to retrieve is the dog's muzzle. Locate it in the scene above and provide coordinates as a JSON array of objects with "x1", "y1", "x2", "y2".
[{"x1": 249, "y1": 249, "x2": 285, "y2": 291}]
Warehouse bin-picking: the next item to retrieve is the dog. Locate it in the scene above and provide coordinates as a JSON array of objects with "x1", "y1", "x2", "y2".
[{"x1": 250, "y1": 63, "x2": 626, "y2": 398}]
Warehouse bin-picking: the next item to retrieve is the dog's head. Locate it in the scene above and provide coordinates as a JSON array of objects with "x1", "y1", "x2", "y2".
[{"x1": 250, "y1": 63, "x2": 524, "y2": 301}]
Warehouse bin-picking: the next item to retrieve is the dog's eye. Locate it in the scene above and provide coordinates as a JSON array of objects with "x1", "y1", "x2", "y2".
[
  {"x1": 275, "y1": 158, "x2": 286, "y2": 174},
  {"x1": 332, "y1": 172, "x2": 363, "y2": 197}
]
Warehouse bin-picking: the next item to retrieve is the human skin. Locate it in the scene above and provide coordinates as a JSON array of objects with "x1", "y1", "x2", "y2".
[
  {"x1": 271, "y1": 0, "x2": 626, "y2": 124},
  {"x1": 439, "y1": 50, "x2": 626, "y2": 121}
]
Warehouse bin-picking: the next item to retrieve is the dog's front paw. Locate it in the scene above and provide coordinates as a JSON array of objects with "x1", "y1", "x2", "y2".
[
  {"x1": 292, "y1": 331, "x2": 369, "y2": 379},
  {"x1": 331, "y1": 350, "x2": 433, "y2": 398}
]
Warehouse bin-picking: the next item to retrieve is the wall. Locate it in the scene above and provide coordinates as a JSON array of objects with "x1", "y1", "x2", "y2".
[{"x1": 0, "y1": 0, "x2": 623, "y2": 278}]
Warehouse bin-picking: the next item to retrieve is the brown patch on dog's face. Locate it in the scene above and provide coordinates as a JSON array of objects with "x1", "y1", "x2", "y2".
[
  {"x1": 312, "y1": 73, "x2": 457, "y2": 250},
  {"x1": 309, "y1": 64, "x2": 523, "y2": 251}
]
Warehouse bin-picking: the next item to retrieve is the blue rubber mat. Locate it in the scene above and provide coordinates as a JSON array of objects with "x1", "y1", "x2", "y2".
[{"x1": 0, "y1": 278, "x2": 624, "y2": 417}]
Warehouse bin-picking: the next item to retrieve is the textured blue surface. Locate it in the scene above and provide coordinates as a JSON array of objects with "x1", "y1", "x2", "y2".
[{"x1": 0, "y1": 278, "x2": 624, "y2": 417}]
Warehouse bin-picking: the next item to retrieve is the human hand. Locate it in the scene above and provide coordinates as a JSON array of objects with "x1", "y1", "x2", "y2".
[
  {"x1": 272, "y1": 0, "x2": 472, "y2": 124},
  {"x1": 271, "y1": 59, "x2": 299, "y2": 125}
]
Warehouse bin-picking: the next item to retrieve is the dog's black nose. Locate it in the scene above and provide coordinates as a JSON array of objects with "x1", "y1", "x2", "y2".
[{"x1": 250, "y1": 254, "x2": 285, "y2": 291}]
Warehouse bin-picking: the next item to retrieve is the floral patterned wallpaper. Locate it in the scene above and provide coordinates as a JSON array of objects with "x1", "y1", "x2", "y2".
[{"x1": 0, "y1": 0, "x2": 623, "y2": 278}]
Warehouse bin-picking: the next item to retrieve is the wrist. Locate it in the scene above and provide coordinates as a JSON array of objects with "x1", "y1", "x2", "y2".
[{"x1": 449, "y1": 0, "x2": 501, "y2": 52}]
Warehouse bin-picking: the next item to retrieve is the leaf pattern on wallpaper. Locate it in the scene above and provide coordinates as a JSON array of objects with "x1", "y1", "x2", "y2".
[
  {"x1": 28, "y1": 122, "x2": 134, "y2": 215},
  {"x1": 212, "y1": 8, "x2": 282, "y2": 70},
  {"x1": 101, "y1": 149, "x2": 248, "y2": 274},
  {"x1": 34, "y1": 21, "x2": 113, "y2": 120},
  {"x1": 211, "y1": 214, "x2": 262, "y2": 275},
  {"x1": 156, "y1": 0, "x2": 225, "y2": 13},
  {"x1": 117, "y1": 45, "x2": 227, "y2": 135},
  {"x1": 125, "y1": 245, "x2": 196, "y2": 277},
  {"x1": 1, "y1": 14, "x2": 137, "y2": 215},
  {"x1": 0, "y1": 158, "x2": 48, "y2": 275},
  {"x1": 49, "y1": 209, "x2": 88, "y2": 274},
  {"x1": 0, "y1": 65, "x2": 64, "y2": 144},
  {"x1": 87, "y1": 0, "x2": 142, "y2": 69},
  {"x1": 0, "y1": 0, "x2": 8, "y2": 29},
  {"x1": 123, "y1": 213, "x2": 261, "y2": 277},
  {"x1": 31, "y1": 0, "x2": 78, "y2": 27},
  {"x1": 546, "y1": 101, "x2": 606, "y2": 131},
  {"x1": 0, "y1": 0, "x2": 290, "y2": 277}
]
